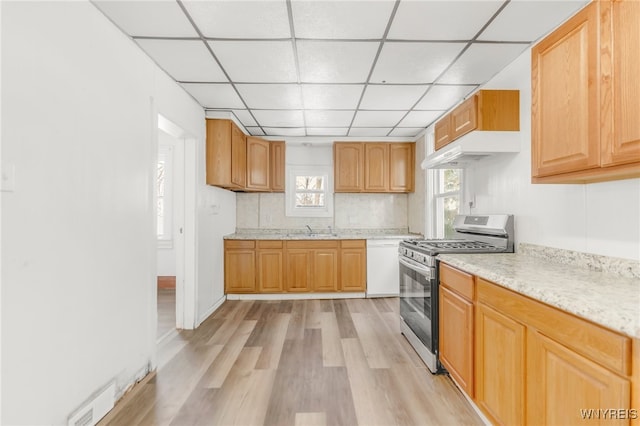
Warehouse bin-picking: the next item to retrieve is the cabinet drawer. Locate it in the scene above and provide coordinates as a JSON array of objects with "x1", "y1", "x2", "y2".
[
  {"x1": 439, "y1": 263, "x2": 474, "y2": 300},
  {"x1": 257, "y1": 240, "x2": 283, "y2": 249},
  {"x1": 341, "y1": 240, "x2": 365, "y2": 248},
  {"x1": 477, "y1": 278, "x2": 631, "y2": 376},
  {"x1": 225, "y1": 240, "x2": 255, "y2": 249}
]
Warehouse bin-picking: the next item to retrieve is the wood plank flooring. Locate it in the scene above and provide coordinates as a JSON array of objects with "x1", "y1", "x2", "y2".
[
  {"x1": 157, "y1": 288, "x2": 176, "y2": 338},
  {"x1": 101, "y1": 298, "x2": 482, "y2": 426}
]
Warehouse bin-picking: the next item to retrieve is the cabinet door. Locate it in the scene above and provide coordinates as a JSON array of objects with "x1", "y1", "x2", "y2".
[
  {"x1": 364, "y1": 143, "x2": 389, "y2": 192},
  {"x1": 527, "y1": 329, "x2": 631, "y2": 426},
  {"x1": 531, "y1": 2, "x2": 600, "y2": 177},
  {"x1": 434, "y1": 116, "x2": 452, "y2": 151},
  {"x1": 225, "y1": 250, "x2": 256, "y2": 293},
  {"x1": 476, "y1": 302, "x2": 526, "y2": 426},
  {"x1": 439, "y1": 286, "x2": 474, "y2": 397},
  {"x1": 231, "y1": 122, "x2": 247, "y2": 188},
  {"x1": 206, "y1": 119, "x2": 232, "y2": 187},
  {"x1": 246, "y1": 137, "x2": 270, "y2": 191},
  {"x1": 340, "y1": 243, "x2": 366, "y2": 292},
  {"x1": 270, "y1": 141, "x2": 286, "y2": 192},
  {"x1": 334, "y1": 143, "x2": 363, "y2": 192},
  {"x1": 602, "y1": 0, "x2": 640, "y2": 167},
  {"x1": 389, "y1": 143, "x2": 414, "y2": 192},
  {"x1": 257, "y1": 249, "x2": 283, "y2": 293},
  {"x1": 285, "y1": 249, "x2": 311, "y2": 292},
  {"x1": 451, "y1": 96, "x2": 478, "y2": 140},
  {"x1": 312, "y1": 249, "x2": 339, "y2": 292}
]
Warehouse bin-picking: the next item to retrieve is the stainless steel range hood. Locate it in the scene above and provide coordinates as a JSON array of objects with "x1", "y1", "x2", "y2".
[{"x1": 421, "y1": 131, "x2": 520, "y2": 169}]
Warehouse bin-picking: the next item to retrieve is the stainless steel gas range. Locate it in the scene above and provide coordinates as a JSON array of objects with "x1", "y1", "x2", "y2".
[{"x1": 398, "y1": 214, "x2": 514, "y2": 373}]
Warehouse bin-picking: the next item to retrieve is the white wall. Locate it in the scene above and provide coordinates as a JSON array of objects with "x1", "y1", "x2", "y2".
[
  {"x1": 458, "y1": 48, "x2": 640, "y2": 260},
  {"x1": 0, "y1": 1, "x2": 234, "y2": 424},
  {"x1": 408, "y1": 134, "x2": 426, "y2": 235}
]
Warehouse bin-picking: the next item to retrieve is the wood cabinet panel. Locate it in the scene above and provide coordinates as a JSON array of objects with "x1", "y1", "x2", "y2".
[
  {"x1": 439, "y1": 262, "x2": 474, "y2": 300},
  {"x1": 224, "y1": 249, "x2": 256, "y2": 293},
  {"x1": 257, "y1": 249, "x2": 284, "y2": 293},
  {"x1": 313, "y1": 249, "x2": 339, "y2": 292},
  {"x1": 334, "y1": 143, "x2": 364, "y2": 192},
  {"x1": 439, "y1": 285, "x2": 474, "y2": 397},
  {"x1": 475, "y1": 302, "x2": 526, "y2": 426},
  {"x1": 230, "y1": 123, "x2": 247, "y2": 188},
  {"x1": 269, "y1": 141, "x2": 286, "y2": 192},
  {"x1": 246, "y1": 137, "x2": 270, "y2": 191},
  {"x1": 527, "y1": 329, "x2": 631, "y2": 426},
  {"x1": 364, "y1": 143, "x2": 389, "y2": 192},
  {"x1": 285, "y1": 249, "x2": 311, "y2": 292},
  {"x1": 388, "y1": 143, "x2": 415, "y2": 192},
  {"x1": 451, "y1": 96, "x2": 477, "y2": 140},
  {"x1": 434, "y1": 116, "x2": 453, "y2": 151},
  {"x1": 206, "y1": 119, "x2": 247, "y2": 189},
  {"x1": 340, "y1": 242, "x2": 366, "y2": 292}
]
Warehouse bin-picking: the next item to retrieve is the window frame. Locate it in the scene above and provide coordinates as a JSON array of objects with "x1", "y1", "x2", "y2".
[{"x1": 285, "y1": 165, "x2": 334, "y2": 218}]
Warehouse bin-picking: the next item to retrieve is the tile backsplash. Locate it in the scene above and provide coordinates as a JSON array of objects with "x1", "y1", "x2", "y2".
[{"x1": 236, "y1": 192, "x2": 409, "y2": 230}]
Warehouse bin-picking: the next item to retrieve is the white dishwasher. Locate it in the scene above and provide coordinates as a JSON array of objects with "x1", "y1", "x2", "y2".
[{"x1": 366, "y1": 239, "x2": 403, "y2": 297}]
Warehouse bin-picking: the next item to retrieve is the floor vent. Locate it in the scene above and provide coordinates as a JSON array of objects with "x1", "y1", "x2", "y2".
[{"x1": 67, "y1": 382, "x2": 115, "y2": 426}]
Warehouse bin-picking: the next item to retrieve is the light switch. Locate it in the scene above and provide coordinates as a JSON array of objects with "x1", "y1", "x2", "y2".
[{"x1": 1, "y1": 163, "x2": 15, "y2": 192}]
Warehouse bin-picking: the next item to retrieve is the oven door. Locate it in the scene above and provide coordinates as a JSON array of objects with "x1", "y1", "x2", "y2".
[{"x1": 398, "y1": 256, "x2": 436, "y2": 355}]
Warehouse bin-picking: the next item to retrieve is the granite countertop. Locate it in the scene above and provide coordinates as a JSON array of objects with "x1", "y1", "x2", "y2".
[
  {"x1": 437, "y1": 250, "x2": 640, "y2": 339},
  {"x1": 225, "y1": 228, "x2": 420, "y2": 241}
]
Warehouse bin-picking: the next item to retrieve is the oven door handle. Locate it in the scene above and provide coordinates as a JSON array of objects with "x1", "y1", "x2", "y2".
[{"x1": 399, "y1": 256, "x2": 432, "y2": 278}]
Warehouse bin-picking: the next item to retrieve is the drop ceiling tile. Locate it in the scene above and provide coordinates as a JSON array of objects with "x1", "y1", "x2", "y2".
[
  {"x1": 349, "y1": 127, "x2": 394, "y2": 137},
  {"x1": 352, "y1": 111, "x2": 406, "y2": 127},
  {"x1": 297, "y1": 41, "x2": 379, "y2": 83},
  {"x1": 180, "y1": 83, "x2": 244, "y2": 109},
  {"x1": 414, "y1": 85, "x2": 477, "y2": 110},
  {"x1": 136, "y1": 39, "x2": 227, "y2": 82},
  {"x1": 301, "y1": 84, "x2": 364, "y2": 110},
  {"x1": 371, "y1": 42, "x2": 466, "y2": 84},
  {"x1": 388, "y1": 1, "x2": 503, "y2": 40},
  {"x1": 360, "y1": 85, "x2": 428, "y2": 110},
  {"x1": 232, "y1": 110, "x2": 258, "y2": 127},
  {"x1": 252, "y1": 110, "x2": 304, "y2": 127},
  {"x1": 438, "y1": 43, "x2": 528, "y2": 85},
  {"x1": 398, "y1": 111, "x2": 445, "y2": 128},
  {"x1": 236, "y1": 84, "x2": 302, "y2": 110},
  {"x1": 93, "y1": 1, "x2": 198, "y2": 37},
  {"x1": 291, "y1": 0, "x2": 395, "y2": 39},
  {"x1": 246, "y1": 127, "x2": 266, "y2": 136},
  {"x1": 304, "y1": 110, "x2": 355, "y2": 127},
  {"x1": 389, "y1": 128, "x2": 424, "y2": 137},
  {"x1": 306, "y1": 128, "x2": 349, "y2": 136},
  {"x1": 479, "y1": 1, "x2": 589, "y2": 42},
  {"x1": 264, "y1": 127, "x2": 306, "y2": 137},
  {"x1": 182, "y1": 1, "x2": 290, "y2": 38},
  {"x1": 209, "y1": 41, "x2": 296, "y2": 83}
]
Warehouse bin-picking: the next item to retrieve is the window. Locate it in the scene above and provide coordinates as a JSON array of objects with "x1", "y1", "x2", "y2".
[
  {"x1": 286, "y1": 166, "x2": 333, "y2": 217},
  {"x1": 432, "y1": 169, "x2": 463, "y2": 238},
  {"x1": 157, "y1": 145, "x2": 173, "y2": 247}
]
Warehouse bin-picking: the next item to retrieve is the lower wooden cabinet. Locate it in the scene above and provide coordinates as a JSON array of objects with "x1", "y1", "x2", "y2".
[{"x1": 226, "y1": 239, "x2": 366, "y2": 294}]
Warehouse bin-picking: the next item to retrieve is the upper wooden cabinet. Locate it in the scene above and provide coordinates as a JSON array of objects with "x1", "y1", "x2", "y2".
[
  {"x1": 206, "y1": 119, "x2": 247, "y2": 189},
  {"x1": 334, "y1": 143, "x2": 364, "y2": 192},
  {"x1": 434, "y1": 90, "x2": 520, "y2": 151},
  {"x1": 531, "y1": 0, "x2": 640, "y2": 183},
  {"x1": 206, "y1": 119, "x2": 286, "y2": 192},
  {"x1": 246, "y1": 136, "x2": 270, "y2": 191},
  {"x1": 334, "y1": 142, "x2": 415, "y2": 193},
  {"x1": 270, "y1": 141, "x2": 285, "y2": 192}
]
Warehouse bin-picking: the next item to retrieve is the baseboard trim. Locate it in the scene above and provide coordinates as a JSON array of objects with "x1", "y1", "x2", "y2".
[
  {"x1": 226, "y1": 292, "x2": 366, "y2": 301},
  {"x1": 366, "y1": 292, "x2": 399, "y2": 298},
  {"x1": 197, "y1": 295, "x2": 226, "y2": 327}
]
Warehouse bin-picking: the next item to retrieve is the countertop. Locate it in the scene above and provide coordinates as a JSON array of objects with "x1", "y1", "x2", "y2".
[
  {"x1": 224, "y1": 228, "x2": 419, "y2": 241},
  {"x1": 437, "y1": 251, "x2": 640, "y2": 339}
]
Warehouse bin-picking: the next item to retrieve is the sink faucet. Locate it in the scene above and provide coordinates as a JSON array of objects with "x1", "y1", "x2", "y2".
[{"x1": 305, "y1": 224, "x2": 313, "y2": 235}]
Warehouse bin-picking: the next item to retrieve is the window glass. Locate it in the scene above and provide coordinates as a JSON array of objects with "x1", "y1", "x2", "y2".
[{"x1": 433, "y1": 169, "x2": 462, "y2": 238}]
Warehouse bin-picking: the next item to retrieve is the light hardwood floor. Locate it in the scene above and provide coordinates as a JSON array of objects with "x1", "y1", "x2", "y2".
[
  {"x1": 101, "y1": 298, "x2": 482, "y2": 426},
  {"x1": 157, "y1": 288, "x2": 176, "y2": 339}
]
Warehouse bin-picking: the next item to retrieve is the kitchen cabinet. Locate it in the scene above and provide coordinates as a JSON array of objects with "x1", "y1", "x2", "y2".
[
  {"x1": 334, "y1": 143, "x2": 364, "y2": 192},
  {"x1": 531, "y1": 0, "x2": 640, "y2": 183},
  {"x1": 340, "y1": 240, "x2": 366, "y2": 292},
  {"x1": 256, "y1": 241, "x2": 284, "y2": 293},
  {"x1": 364, "y1": 143, "x2": 389, "y2": 192},
  {"x1": 334, "y1": 142, "x2": 415, "y2": 193},
  {"x1": 284, "y1": 248, "x2": 311, "y2": 293},
  {"x1": 434, "y1": 90, "x2": 520, "y2": 151},
  {"x1": 438, "y1": 264, "x2": 474, "y2": 397},
  {"x1": 286, "y1": 241, "x2": 339, "y2": 292},
  {"x1": 270, "y1": 141, "x2": 285, "y2": 192},
  {"x1": 246, "y1": 137, "x2": 270, "y2": 191},
  {"x1": 224, "y1": 240, "x2": 255, "y2": 293},
  {"x1": 206, "y1": 119, "x2": 247, "y2": 189},
  {"x1": 312, "y1": 245, "x2": 339, "y2": 292}
]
